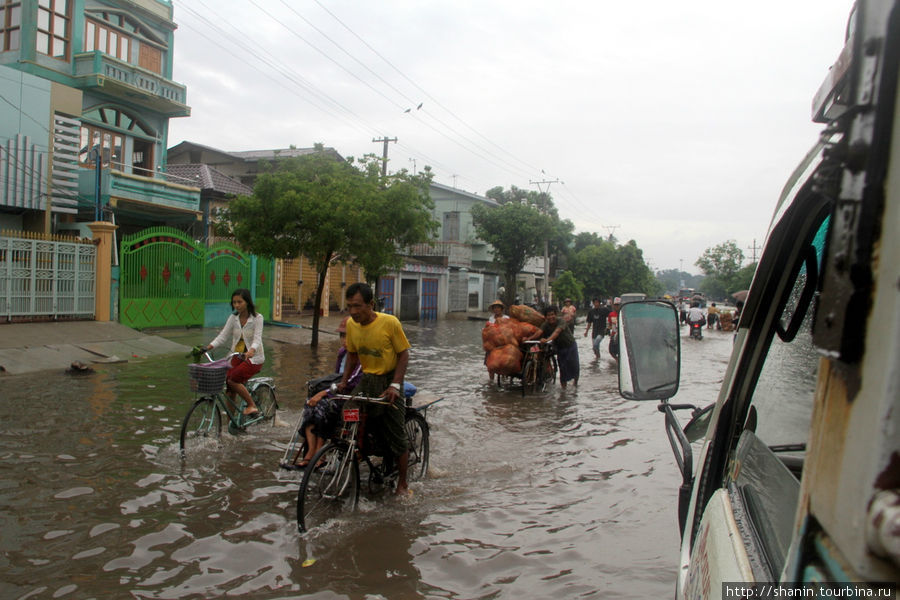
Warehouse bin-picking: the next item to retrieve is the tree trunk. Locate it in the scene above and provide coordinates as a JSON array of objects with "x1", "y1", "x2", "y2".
[{"x1": 310, "y1": 252, "x2": 333, "y2": 347}]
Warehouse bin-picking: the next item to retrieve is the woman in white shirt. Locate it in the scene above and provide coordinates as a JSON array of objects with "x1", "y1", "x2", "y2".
[{"x1": 204, "y1": 288, "x2": 265, "y2": 417}]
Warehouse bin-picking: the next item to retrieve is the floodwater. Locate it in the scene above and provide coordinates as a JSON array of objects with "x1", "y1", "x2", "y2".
[{"x1": 0, "y1": 318, "x2": 731, "y2": 599}]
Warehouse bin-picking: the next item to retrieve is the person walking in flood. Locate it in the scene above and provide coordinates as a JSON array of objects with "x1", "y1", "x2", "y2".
[
  {"x1": 528, "y1": 304, "x2": 579, "y2": 389},
  {"x1": 583, "y1": 298, "x2": 611, "y2": 360}
]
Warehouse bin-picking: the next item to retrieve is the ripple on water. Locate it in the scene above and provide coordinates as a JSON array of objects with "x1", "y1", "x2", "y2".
[{"x1": 0, "y1": 319, "x2": 730, "y2": 598}]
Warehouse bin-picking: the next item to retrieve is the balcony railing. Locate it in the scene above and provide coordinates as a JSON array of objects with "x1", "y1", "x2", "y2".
[
  {"x1": 72, "y1": 52, "x2": 189, "y2": 116},
  {"x1": 77, "y1": 164, "x2": 200, "y2": 216},
  {"x1": 406, "y1": 241, "x2": 472, "y2": 268}
]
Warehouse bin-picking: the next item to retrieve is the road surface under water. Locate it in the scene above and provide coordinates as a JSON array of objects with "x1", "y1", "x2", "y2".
[{"x1": 0, "y1": 318, "x2": 731, "y2": 599}]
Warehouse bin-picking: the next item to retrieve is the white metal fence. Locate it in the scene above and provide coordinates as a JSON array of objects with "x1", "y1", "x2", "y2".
[{"x1": 0, "y1": 232, "x2": 96, "y2": 320}]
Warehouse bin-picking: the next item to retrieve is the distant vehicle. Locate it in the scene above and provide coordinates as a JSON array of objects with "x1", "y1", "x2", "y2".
[
  {"x1": 616, "y1": 2, "x2": 900, "y2": 596},
  {"x1": 618, "y1": 293, "x2": 646, "y2": 305}
]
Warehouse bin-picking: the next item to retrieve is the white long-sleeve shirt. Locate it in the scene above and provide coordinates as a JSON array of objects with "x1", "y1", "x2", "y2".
[{"x1": 209, "y1": 313, "x2": 265, "y2": 365}]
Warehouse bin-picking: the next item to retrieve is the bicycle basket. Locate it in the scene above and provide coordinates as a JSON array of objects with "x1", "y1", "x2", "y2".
[{"x1": 189, "y1": 357, "x2": 230, "y2": 393}]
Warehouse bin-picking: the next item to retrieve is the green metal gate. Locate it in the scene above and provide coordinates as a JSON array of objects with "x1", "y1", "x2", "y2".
[
  {"x1": 120, "y1": 227, "x2": 205, "y2": 329},
  {"x1": 203, "y1": 242, "x2": 273, "y2": 327},
  {"x1": 120, "y1": 227, "x2": 273, "y2": 330}
]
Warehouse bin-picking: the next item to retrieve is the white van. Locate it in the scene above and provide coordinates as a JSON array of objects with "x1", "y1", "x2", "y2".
[
  {"x1": 618, "y1": 293, "x2": 646, "y2": 305},
  {"x1": 617, "y1": 1, "x2": 900, "y2": 595}
]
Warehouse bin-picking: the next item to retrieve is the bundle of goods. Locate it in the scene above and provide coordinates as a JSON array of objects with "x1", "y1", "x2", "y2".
[
  {"x1": 482, "y1": 316, "x2": 542, "y2": 376},
  {"x1": 509, "y1": 304, "x2": 545, "y2": 327},
  {"x1": 719, "y1": 311, "x2": 735, "y2": 332}
]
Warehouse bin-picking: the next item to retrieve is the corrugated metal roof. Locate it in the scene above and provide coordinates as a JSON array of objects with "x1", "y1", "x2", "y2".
[{"x1": 165, "y1": 164, "x2": 252, "y2": 196}]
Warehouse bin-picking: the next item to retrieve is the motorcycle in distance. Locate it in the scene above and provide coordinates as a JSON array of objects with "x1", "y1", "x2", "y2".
[
  {"x1": 685, "y1": 301, "x2": 705, "y2": 340},
  {"x1": 688, "y1": 320, "x2": 703, "y2": 340}
]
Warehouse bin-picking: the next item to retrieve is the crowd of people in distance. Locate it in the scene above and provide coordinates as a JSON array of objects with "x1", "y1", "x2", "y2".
[{"x1": 483, "y1": 293, "x2": 743, "y2": 386}]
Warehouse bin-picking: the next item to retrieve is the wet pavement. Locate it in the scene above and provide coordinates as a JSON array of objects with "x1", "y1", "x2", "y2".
[{"x1": 0, "y1": 317, "x2": 732, "y2": 598}]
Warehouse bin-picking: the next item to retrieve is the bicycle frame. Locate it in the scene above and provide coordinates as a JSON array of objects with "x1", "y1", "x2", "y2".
[
  {"x1": 180, "y1": 351, "x2": 277, "y2": 458},
  {"x1": 521, "y1": 340, "x2": 557, "y2": 394},
  {"x1": 199, "y1": 351, "x2": 269, "y2": 428}
]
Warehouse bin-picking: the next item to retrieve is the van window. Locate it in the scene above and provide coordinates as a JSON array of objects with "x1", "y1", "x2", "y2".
[{"x1": 731, "y1": 215, "x2": 829, "y2": 577}]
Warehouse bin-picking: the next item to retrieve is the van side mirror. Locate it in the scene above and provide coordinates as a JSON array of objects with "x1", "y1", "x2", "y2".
[{"x1": 618, "y1": 301, "x2": 681, "y2": 400}]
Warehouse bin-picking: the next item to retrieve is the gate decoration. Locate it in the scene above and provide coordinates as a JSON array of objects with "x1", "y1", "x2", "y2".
[{"x1": 119, "y1": 227, "x2": 273, "y2": 329}]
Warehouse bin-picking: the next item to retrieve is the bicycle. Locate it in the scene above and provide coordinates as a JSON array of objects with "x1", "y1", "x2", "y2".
[
  {"x1": 520, "y1": 340, "x2": 558, "y2": 395},
  {"x1": 294, "y1": 386, "x2": 441, "y2": 533},
  {"x1": 179, "y1": 351, "x2": 278, "y2": 458}
]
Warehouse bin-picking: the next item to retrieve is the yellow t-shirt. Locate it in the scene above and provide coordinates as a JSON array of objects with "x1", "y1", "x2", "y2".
[{"x1": 345, "y1": 312, "x2": 411, "y2": 375}]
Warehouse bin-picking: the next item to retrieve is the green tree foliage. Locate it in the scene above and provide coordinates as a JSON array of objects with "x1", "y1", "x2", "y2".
[
  {"x1": 571, "y1": 239, "x2": 661, "y2": 300},
  {"x1": 695, "y1": 240, "x2": 748, "y2": 299},
  {"x1": 730, "y1": 262, "x2": 757, "y2": 293},
  {"x1": 471, "y1": 201, "x2": 554, "y2": 307},
  {"x1": 574, "y1": 231, "x2": 604, "y2": 253},
  {"x1": 696, "y1": 240, "x2": 744, "y2": 280},
  {"x1": 551, "y1": 270, "x2": 583, "y2": 305},
  {"x1": 485, "y1": 185, "x2": 575, "y2": 265},
  {"x1": 220, "y1": 151, "x2": 437, "y2": 346}
]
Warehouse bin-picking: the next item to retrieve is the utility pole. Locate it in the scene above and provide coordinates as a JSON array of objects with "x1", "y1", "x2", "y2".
[
  {"x1": 747, "y1": 239, "x2": 761, "y2": 263},
  {"x1": 529, "y1": 178, "x2": 560, "y2": 305},
  {"x1": 409, "y1": 157, "x2": 417, "y2": 173},
  {"x1": 603, "y1": 224, "x2": 620, "y2": 242},
  {"x1": 372, "y1": 136, "x2": 397, "y2": 177}
]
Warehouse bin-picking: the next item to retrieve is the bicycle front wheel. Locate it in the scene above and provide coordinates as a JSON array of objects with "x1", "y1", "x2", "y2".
[
  {"x1": 253, "y1": 384, "x2": 277, "y2": 423},
  {"x1": 541, "y1": 356, "x2": 558, "y2": 391},
  {"x1": 180, "y1": 397, "x2": 222, "y2": 457},
  {"x1": 297, "y1": 441, "x2": 359, "y2": 533},
  {"x1": 521, "y1": 357, "x2": 538, "y2": 396},
  {"x1": 405, "y1": 412, "x2": 430, "y2": 481}
]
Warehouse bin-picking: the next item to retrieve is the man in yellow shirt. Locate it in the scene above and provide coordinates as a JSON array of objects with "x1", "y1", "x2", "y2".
[
  {"x1": 707, "y1": 302, "x2": 720, "y2": 330},
  {"x1": 337, "y1": 282, "x2": 412, "y2": 495}
]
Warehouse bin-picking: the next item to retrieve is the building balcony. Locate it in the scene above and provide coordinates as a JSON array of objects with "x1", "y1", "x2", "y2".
[
  {"x1": 77, "y1": 164, "x2": 200, "y2": 223},
  {"x1": 72, "y1": 52, "x2": 190, "y2": 117},
  {"x1": 405, "y1": 241, "x2": 472, "y2": 269}
]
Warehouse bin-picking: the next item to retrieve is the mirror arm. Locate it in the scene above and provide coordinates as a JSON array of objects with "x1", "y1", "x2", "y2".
[
  {"x1": 659, "y1": 402, "x2": 694, "y2": 485},
  {"x1": 666, "y1": 403, "x2": 699, "y2": 412}
]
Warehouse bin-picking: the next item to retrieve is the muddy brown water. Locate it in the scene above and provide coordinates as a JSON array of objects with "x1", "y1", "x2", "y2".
[{"x1": 0, "y1": 318, "x2": 730, "y2": 599}]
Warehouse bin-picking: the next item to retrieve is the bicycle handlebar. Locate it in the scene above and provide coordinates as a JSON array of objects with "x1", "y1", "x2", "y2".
[{"x1": 326, "y1": 383, "x2": 394, "y2": 405}]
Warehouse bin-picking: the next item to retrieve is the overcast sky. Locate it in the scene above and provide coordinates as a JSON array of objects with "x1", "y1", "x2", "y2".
[{"x1": 168, "y1": 0, "x2": 852, "y2": 274}]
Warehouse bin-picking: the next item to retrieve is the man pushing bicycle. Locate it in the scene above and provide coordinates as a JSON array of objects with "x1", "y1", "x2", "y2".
[{"x1": 336, "y1": 282, "x2": 412, "y2": 496}]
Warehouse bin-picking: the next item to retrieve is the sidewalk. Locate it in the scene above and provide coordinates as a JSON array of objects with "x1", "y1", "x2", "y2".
[{"x1": 0, "y1": 314, "x2": 350, "y2": 376}]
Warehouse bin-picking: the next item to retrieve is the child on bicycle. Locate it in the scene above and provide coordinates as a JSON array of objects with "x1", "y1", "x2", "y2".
[
  {"x1": 203, "y1": 288, "x2": 265, "y2": 417},
  {"x1": 295, "y1": 316, "x2": 362, "y2": 467}
]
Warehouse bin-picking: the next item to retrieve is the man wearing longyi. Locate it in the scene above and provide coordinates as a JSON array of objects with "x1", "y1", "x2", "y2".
[{"x1": 337, "y1": 282, "x2": 412, "y2": 496}]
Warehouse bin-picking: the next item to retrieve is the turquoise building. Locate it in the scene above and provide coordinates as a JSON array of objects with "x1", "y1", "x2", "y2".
[{"x1": 0, "y1": 0, "x2": 199, "y2": 236}]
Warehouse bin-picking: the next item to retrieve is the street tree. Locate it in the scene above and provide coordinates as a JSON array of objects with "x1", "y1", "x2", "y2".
[
  {"x1": 571, "y1": 239, "x2": 660, "y2": 300},
  {"x1": 696, "y1": 240, "x2": 744, "y2": 281},
  {"x1": 483, "y1": 185, "x2": 574, "y2": 300},
  {"x1": 695, "y1": 240, "x2": 746, "y2": 298},
  {"x1": 551, "y1": 270, "x2": 583, "y2": 305},
  {"x1": 471, "y1": 200, "x2": 555, "y2": 307},
  {"x1": 220, "y1": 150, "x2": 437, "y2": 346}
]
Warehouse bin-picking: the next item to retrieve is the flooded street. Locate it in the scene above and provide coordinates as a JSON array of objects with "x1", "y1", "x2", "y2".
[{"x1": 1, "y1": 318, "x2": 731, "y2": 599}]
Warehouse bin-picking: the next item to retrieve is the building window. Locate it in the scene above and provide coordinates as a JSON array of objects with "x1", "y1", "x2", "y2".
[
  {"x1": 0, "y1": 1, "x2": 22, "y2": 52},
  {"x1": 84, "y1": 13, "x2": 165, "y2": 74},
  {"x1": 85, "y1": 17, "x2": 129, "y2": 61},
  {"x1": 79, "y1": 107, "x2": 156, "y2": 175},
  {"x1": 36, "y1": 0, "x2": 69, "y2": 59}
]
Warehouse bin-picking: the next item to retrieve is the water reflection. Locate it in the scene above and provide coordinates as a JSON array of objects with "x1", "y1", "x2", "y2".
[{"x1": 0, "y1": 318, "x2": 733, "y2": 598}]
